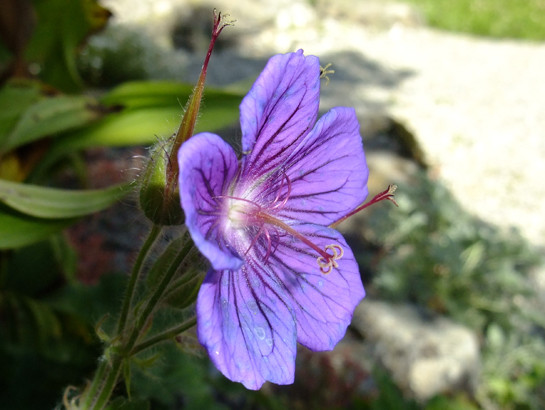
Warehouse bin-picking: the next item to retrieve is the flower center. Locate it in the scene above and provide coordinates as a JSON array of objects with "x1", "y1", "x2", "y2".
[
  {"x1": 222, "y1": 195, "x2": 343, "y2": 274},
  {"x1": 225, "y1": 197, "x2": 256, "y2": 229}
]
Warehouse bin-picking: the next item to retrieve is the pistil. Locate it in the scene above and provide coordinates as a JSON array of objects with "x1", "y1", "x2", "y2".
[
  {"x1": 256, "y1": 211, "x2": 343, "y2": 273},
  {"x1": 329, "y1": 184, "x2": 398, "y2": 229}
]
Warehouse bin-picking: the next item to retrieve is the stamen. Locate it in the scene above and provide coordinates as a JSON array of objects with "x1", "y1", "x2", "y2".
[
  {"x1": 317, "y1": 244, "x2": 344, "y2": 274},
  {"x1": 217, "y1": 194, "x2": 260, "y2": 207},
  {"x1": 257, "y1": 212, "x2": 332, "y2": 260},
  {"x1": 329, "y1": 184, "x2": 398, "y2": 229},
  {"x1": 271, "y1": 172, "x2": 292, "y2": 211},
  {"x1": 320, "y1": 63, "x2": 335, "y2": 86}
]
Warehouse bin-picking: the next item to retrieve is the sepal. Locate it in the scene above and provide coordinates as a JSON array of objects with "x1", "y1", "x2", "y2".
[{"x1": 139, "y1": 138, "x2": 184, "y2": 225}]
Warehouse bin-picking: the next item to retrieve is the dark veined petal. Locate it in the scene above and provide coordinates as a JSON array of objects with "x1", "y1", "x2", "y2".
[
  {"x1": 279, "y1": 107, "x2": 369, "y2": 226},
  {"x1": 178, "y1": 133, "x2": 242, "y2": 270},
  {"x1": 197, "y1": 267, "x2": 297, "y2": 390},
  {"x1": 266, "y1": 223, "x2": 365, "y2": 350},
  {"x1": 239, "y1": 50, "x2": 320, "y2": 177}
]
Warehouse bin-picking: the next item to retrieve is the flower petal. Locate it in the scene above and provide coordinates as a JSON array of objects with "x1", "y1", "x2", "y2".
[
  {"x1": 279, "y1": 107, "x2": 369, "y2": 226},
  {"x1": 240, "y1": 50, "x2": 320, "y2": 176},
  {"x1": 266, "y1": 223, "x2": 365, "y2": 350},
  {"x1": 178, "y1": 133, "x2": 242, "y2": 271},
  {"x1": 197, "y1": 267, "x2": 297, "y2": 390}
]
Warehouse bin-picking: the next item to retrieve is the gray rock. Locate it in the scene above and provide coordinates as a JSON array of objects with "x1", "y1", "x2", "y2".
[{"x1": 351, "y1": 299, "x2": 480, "y2": 401}]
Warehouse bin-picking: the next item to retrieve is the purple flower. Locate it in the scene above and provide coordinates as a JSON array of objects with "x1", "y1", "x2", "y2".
[{"x1": 178, "y1": 50, "x2": 368, "y2": 389}]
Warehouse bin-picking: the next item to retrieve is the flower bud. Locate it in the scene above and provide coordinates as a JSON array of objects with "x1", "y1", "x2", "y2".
[
  {"x1": 139, "y1": 138, "x2": 184, "y2": 225},
  {"x1": 139, "y1": 11, "x2": 231, "y2": 226}
]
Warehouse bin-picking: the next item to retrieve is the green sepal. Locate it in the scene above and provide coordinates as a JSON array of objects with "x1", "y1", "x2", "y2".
[
  {"x1": 94, "y1": 314, "x2": 112, "y2": 344},
  {"x1": 162, "y1": 272, "x2": 203, "y2": 310},
  {"x1": 138, "y1": 139, "x2": 184, "y2": 225}
]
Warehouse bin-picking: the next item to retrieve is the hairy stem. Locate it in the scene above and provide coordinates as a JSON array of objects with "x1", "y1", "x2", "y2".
[
  {"x1": 130, "y1": 316, "x2": 197, "y2": 356},
  {"x1": 80, "y1": 237, "x2": 194, "y2": 409},
  {"x1": 80, "y1": 358, "x2": 108, "y2": 409},
  {"x1": 124, "y1": 237, "x2": 194, "y2": 351},
  {"x1": 87, "y1": 356, "x2": 123, "y2": 410},
  {"x1": 117, "y1": 224, "x2": 162, "y2": 335}
]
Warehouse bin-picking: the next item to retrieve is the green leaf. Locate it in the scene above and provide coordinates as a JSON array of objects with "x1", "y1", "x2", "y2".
[
  {"x1": 0, "y1": 205, "x2": 76, "y2": 249},
  {"x1": 101, "y1": 81, "x2": 195, "y2": 108},
  {"x1": 0, "y1": 81, "x2": 42, "y2": 143},
  {"x1": 1, "y1": 94, "x2": 104, "y2": 153},
  {"x1": 101, "y1": 81, "x2": 243, "y2": 107},
  {"x1": 28, "y1": 82, "x2": 243, "y2": 176},
  {"x1": 49, "y1": 234, "x2": 78, "y2": 283},
  {"x1": 38, "y1": 100, "x2": 240, "y2": 173},
  {"x1": 25, "y1": 0, "x2": 111, "y2": 92},
  {"x1": 24, "y1": 296, "x2": 63, "y2": 342},
  {"x1": 59, "y1": 107, "x2": 184, "y2": 149},
  {"x1": 0, "y1": 179, "x2": 132, "y2": 218}
]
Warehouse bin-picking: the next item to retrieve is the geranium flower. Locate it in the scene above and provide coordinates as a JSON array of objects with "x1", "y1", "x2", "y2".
[{"x1": 178, "y1": 50, "x2": 371, "y2": 389}]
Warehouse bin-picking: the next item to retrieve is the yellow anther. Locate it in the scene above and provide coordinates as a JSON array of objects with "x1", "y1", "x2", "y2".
[
  {"x1": 320, "y1": 63, "x2": 335, "y2": 86},
  {"x1": 316, "y1": 244, "x2": 344, "y2": 274},
  {"x1": 325, "y1": 244, "x2": 343, "y2": 259}
]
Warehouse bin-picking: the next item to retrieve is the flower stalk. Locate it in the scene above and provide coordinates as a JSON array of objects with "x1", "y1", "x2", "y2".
[
  {"x1": 123, "y1": 236, "x2": 194, "y2": 351},
  {"x1": 130, "y1": 316, "x2": 197, "y2": 356},
  {"x1": 117, "y1": 224, "x2": 162, "y2": 335},
  {"x1": 79, "y1": 235, "x2": 195, "y2": 410}
]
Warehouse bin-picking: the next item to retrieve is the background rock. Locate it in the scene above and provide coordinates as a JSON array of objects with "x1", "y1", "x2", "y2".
[{"x1": 351, "y1": 300, "x2": 480, "y2": 401}]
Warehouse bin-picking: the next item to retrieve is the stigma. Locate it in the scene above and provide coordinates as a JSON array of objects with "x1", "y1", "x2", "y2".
[{"x1": 317, "y1": 244, "x2": 344, "y2": 274}]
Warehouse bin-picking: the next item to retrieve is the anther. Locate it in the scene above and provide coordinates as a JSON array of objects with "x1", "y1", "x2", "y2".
[
  {"x1": 320, "y1": 63, "x2": 335, "y2": 86},
  {"x1": 316, "y1": 244, "x2": 344, "y2": 274}
]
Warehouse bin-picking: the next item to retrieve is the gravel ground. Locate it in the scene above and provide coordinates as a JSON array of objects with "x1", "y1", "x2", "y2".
[{"x1": 359, "y1": 30, "x2": 545, "y2": 248}]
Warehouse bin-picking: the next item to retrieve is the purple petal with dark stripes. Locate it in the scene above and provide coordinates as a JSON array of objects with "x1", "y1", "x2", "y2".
[
  {"x1": 267, "y1": 223, "x2": 365, "y2": 350},
  {"x1": 197, "y1": 267, "x2": 297, "y2": 390},
  {"x1": 178, "y1": 50, "x2": 369, "y2": 391},
  {"x1": 178, "y1": 132, "x2": 242, "y2": 271},
  {"x1": 278, "y1": 107, "x2": 368, "y2": 225},
  {"x1": 240, "y1": 50, "x2": 320, "y2": 177}
]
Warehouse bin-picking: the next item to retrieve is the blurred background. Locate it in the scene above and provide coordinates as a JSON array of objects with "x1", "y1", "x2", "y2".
[{"x1": 1, "y1": 0, "x2": 544, "y2": 408}]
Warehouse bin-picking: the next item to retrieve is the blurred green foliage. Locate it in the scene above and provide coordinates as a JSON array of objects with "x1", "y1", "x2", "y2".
[{"x1": 400, "y1": 0, "x2": 545, "y2": 40}]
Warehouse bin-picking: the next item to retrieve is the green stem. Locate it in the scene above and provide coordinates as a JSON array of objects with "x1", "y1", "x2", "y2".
[
  {"x1": 81, "y1": 233, "x2": 193, "y2": 409},
  {"x1": 124, "y1": 237, "x2": 194, "y2": 351},
  {"x1": 117, "y1": 224, "x2": 162, "y2": 335},
  {"x1": 80, "y1": 358, "x2": 108, "y2": 409},
  {"x1": 130, "y1": 316, "x2": 197, "y2": 356},
  {"x1": 89, "y1": 357, "x2": 124, "y2": 410}
]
